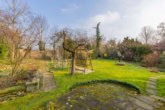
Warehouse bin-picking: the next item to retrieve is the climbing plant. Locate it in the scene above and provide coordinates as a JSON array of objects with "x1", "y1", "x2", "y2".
[
  {"x1": 95, "y1": 22, "x2": 102, "y2": 58},
  {"x1": 38, "y1": 40, "x2": 46, "y2": 51},
  {"x1": 76, "y1": 49, "x2": 93, "y2": 71}
]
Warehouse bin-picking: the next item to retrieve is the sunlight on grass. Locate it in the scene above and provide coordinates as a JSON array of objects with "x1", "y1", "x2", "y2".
[
  {"x1": 54, "y1": 59, "x2": 164, "y2": 94},
  {"x1": 157, "y1": 77, "x2": 165, "y2": 98},
  {"x1": 0, "y1": 59, "x2": 164, "y2": 110}
]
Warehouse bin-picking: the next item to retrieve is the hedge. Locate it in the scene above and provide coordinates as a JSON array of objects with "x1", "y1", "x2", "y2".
[{"x1": 70, "y1": 79, "x2": 141, "y2": 94}]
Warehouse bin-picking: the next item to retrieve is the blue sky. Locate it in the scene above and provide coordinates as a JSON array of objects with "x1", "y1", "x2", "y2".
[
  {"x1": 23, "y1": 0, "x2": 112, "y2": 27},
  {"x1": 1, "y1": 0, "x2": 165, "y2": 40},
  {"x1": 24, "y1": 0, "x2": 105, "y2": 26}
]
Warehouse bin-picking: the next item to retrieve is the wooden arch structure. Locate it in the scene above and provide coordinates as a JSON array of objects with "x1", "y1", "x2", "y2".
[{"x1": 75, "y1": 49, "x2": 93, "y2": 73}]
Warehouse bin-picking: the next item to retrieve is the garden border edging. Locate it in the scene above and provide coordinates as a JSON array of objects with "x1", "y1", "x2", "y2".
[{"x1": 69, "y1": 79, "x2": 141, "y2": 94}]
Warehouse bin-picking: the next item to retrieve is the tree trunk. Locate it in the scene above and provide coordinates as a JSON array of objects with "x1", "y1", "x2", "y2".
[
  {"x1": 119, "y1": 57, "x2": 121, "y2": 62},
  {"x1": 52, "y1": 44, "x2": 56, "y2": 63},
  {"x1": 10, "y1": 44, "x2": 15, "y2": 63},
  {"x1": 71, "y1": 52, "x2": 76, "y2": 75}
]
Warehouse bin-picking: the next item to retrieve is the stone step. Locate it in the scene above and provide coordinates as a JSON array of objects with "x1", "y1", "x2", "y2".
[
  {"x1": 148, "y1": 79, "x2": 157, "y2": 83},
  {"x1": 43, "y1": 71, "x2": 56, "y2": 92},
  {"x1": 150, "y1": 95, "x2": 165, "y2": 103},
  {"x1": 147, "y1": 84, "x2": 156, "y2": 89},
  {"x1": 148, "y1": 82, "x2": 156, "y2": 86},
  {"x1": 124, "y1": 102, "x2": 135, "y2": 110},
  {"x1": 116, "y1": 102, "x2": 135, "y2": 110},
  {"x1": 135, "y1": 95, "x2": 160, "y2": 108},
  {"x1": 128, "y1": 97, "x2": 154, "y2": 110},
  {"x1": 146, "y1": 89, "x2": 156, "y2": 95},
  {"x1": 136, "y1": 107, "x2": 148, "y2": 110},
  {"x1": 150, "y1": 77, "x2": 158, "y2": 80}
]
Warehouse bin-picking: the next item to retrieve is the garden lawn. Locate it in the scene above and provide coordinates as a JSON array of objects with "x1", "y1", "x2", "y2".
[
  {"x1": 157, "y1": 76, "x2": 165, "y2": 98},
  {"x1": 54, "y1": 59, "x2": 164, "y2": 95},
  {"x1": 0, "y1": 59, "x2": 164, "y2": 110}
]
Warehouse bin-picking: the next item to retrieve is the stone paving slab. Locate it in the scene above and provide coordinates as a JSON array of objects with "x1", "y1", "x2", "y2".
[
  {"x1": 146, "y1": 89, "x2": 156, "y2": 95},
  {"x1": 51, "y1": 75, "x2": 165, "y2": 110},
  {"x1": 150, "y1": 77, "x2": 158, "y2": 80},
  {"x1": 135, "y1": 95, "x2": 160, "y2": 108},
  {"x1": 136, "y1": 107, "x2": 147, "y2": 110},
  {"x1": 147, "y1": 84, "x2": 156, "y2": 89},
  {"x1": 54, "y1": 83, "x2": 154, "y2": 110},
  {"x1": 151, "y1": 77, "x2": 161, "y2": 79},
  {"x1": 151, "y1": 95, "x2": 165, "y2": 103},
  {"x1": 128, "y1": 96, "x2": 154, "y2": 110},
  {"x1": 123, "y1": 102, "x2": 135, "y2": 110},
  {"x1": 43, "y1": 73, "x2": 56, "y2": 92},
  {"x1": 114, "y1": 101, "x2": 134, "y2": 110},
  {"x1": 148, "y1": 82, "x2": 156, "y2": 86},
  {"x1": 144, "y1": 76, "x2": 165, "y2": 110},
  {"x1": 148, "y1": 79, "x2": 157, "y2": 83}
]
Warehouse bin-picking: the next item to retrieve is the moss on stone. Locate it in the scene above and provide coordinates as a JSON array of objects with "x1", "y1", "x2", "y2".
[
  {"x1": 54, "y1": 83, "x2": 138, "y2": 110},
  {"x1": 0, "y1": 86, "x2": 25, "y2": 96}
]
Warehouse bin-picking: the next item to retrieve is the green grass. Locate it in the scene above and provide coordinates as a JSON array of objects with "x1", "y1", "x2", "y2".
[
  {"x1": 0, "y1": 59, "x2": 11, "y2": 76},
  {"x1": 0, "y1": 59, "x2": 164, "y2": 110},
  {"x1": 157, "y1": 77, "x2": 165, "y2": 98},
  {"x1": 53, "y1": 60, "x2": 164, "y2": 94},
  {"x1": 0, "y1": 59, "x2": 10, "y2": 65}
]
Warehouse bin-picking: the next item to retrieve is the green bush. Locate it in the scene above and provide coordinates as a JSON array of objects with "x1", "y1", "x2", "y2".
[
  {"x1": 142, "y1": 53, "x2": 160, "y2": 67},
  {"x1": 0, "y1": 43, "x2": 9, "y2": 59},
  {"x1": 118, "y1": 37, "x2": 152, "y2": 62},
  {"x1": 131, "y1": 45, "x2": 152, "y2": 61},
  {"x1": 106, "y1": 47, "x2": 118, "y2": 59},
  {"x1": 105, "y1": 39, "x2": 118, "y2": 59},
  {"x1": 158, "y1": 52, "x2": 165, "y2": 69}
]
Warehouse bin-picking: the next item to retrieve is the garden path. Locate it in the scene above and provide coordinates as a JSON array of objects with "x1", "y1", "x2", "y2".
[
  {"x1": 43, "y1": 73, "x2": 56, "y2": 92},
  {"x1": 145, "y1": 75, "x2": 165, "y2": 107},
  {"x1": 40, "y1": 68, "x2": 56, "y2": 92}
]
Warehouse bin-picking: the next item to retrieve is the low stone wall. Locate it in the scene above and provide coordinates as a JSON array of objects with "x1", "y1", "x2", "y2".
[
  {"x1": 0, "y1": 72, "x2": 43, "y2": 102},
  {"x1": 0, "y1": 86, "x2": 25, "y2": 102},
  {"x1": 25, "y1": 80, "x2": 38, "y2": 92},
  {"x1": 25, "y1": 72, "x2": 43, "y2": 92}
]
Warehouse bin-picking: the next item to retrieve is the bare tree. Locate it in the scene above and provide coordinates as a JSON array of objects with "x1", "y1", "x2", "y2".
[
  {"x1": 157, "y1": 22, "x2": 165, "y2": 41},
  {"x1": 2, "y1": 0, "x2": 40, "y2": 76},
  {"x1": 49, "y1": 27, "x2": 63, "y2": 62},
  {"x1": 3, "y1": 0, "x2": 29, "y2": 62},
  {"x1": 10, "y1": 15, "x2": 40, "y2": 76},
  {"x1": 62, "y1": 29, "x2": 88, "y2": 75},
  {"x1": 35, "y1": 15, "x2": 48, "y2": 40},
  {"x1": 35, "y1": 15, "x2": 48, "y2": 51},
  {"x1": 0, "y1": 9, "x2": 10, "y2": 41},
  {"x1": 139, "y1": 26, "x2": 155, "y2": 45}
]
